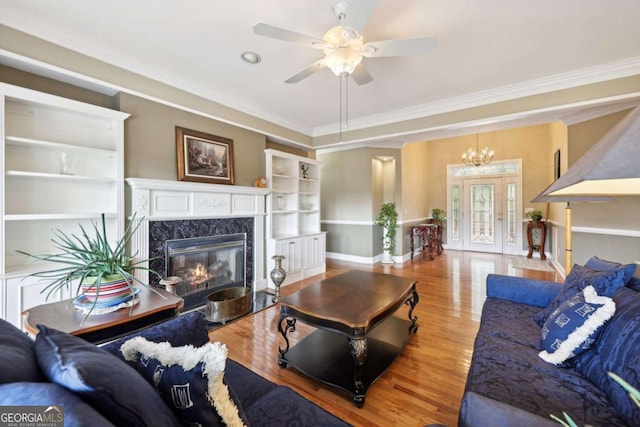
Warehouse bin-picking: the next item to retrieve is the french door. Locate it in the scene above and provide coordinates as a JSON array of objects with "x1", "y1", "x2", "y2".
[
  {"x1": 463, "y1": 178, "x2": 503, "y2": 253},
  {"x1": 447, "y1": 161, "x2": 522, "y2": 255}
]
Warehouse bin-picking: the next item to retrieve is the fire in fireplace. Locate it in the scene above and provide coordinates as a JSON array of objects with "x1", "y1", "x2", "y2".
[{"x1": 165, "y1": 233, "x2": 247, "y2": 311}]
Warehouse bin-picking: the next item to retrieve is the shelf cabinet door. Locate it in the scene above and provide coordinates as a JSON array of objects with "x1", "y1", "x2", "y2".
[
  {"x1": 303, "y1": 233, "x2": 326, "y2": 269},
  {"x1": 275, "y1": 237, "x2": 303, "y2": 276}
]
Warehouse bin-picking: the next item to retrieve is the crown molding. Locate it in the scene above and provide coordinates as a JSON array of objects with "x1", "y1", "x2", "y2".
[
  {"x1": 312, "y1": 56, "x2": 640, "y2": 136},
  {"x1": 3, "y1": 9, "x2": 640, "y2": 147},
  {"x1": 315, "y1": 140, "x2": 404, "y2": 154},
  {"x1": 559, "y1": 100, "x2": 640, "y2": 125},
  {"x1": 0, "y1": 15, "x2": 312, "y2": 136}
]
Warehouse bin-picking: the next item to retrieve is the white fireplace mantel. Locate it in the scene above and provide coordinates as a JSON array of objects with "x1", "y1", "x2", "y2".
[
  {"x1": 126, "y1": 178, "x2": 270, "y2": 291},
  {"x1": 126, "y1": 178, "x2": 270, "y2": 220}
]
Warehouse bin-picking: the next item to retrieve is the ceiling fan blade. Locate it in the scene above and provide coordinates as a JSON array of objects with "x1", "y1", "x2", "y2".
[
  {"x1": 339, "y1": 0, "x2": 379, "y2": 36},
  {"x1": 253, "y1": 23, "x2": 325, "y2": 49},
  {"x1": 284, "y1": 60, "x2": 326, "y2": 84},
  {"x1": 363, "y1": 36, "x2": 437, "y2": 57},
  {"x1": 351, "y1": 64, "x2": 373, "y2": 85}
]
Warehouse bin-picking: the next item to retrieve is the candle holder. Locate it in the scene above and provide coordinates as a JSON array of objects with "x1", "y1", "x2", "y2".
[{"x1": 270, "y1": 255, "x2": 286, "y2": 303}]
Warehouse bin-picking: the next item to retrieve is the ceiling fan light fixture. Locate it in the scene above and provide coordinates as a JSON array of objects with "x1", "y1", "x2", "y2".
[
  {"x1": 322, "y1": 26, "x2": 364, "y2": 76},
  {"x1": 322, "y1": 26, "x2": 363, "y2": 50},
  {"x1": 323, "y1": 47, "x2": 363, "y2": 76}
]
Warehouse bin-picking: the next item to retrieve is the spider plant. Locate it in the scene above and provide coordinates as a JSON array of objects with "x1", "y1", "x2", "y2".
[{"x1": 17, "y1": 213, "x2": 162, "y2": 318}]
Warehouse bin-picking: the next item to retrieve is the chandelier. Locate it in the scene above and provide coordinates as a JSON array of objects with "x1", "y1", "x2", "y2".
[{"x1": 462, "y1": 134, "x2": 494, "y2": 167}]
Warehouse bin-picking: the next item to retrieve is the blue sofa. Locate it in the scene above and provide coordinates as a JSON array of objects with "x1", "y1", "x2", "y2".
[
  {"x1": 0, "y1": 312, "x2": 351, "y2": 426},
  {"x1": 459, "y1": 258, "x2": 640, "y2": 427}
]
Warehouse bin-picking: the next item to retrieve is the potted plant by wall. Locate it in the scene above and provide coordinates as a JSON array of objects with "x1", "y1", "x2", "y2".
[
  {"x1": 431, "y1": 208, "x2": 446, "y2": 222},
  {"x1": 17, "y1": 213, "x2": 161, "y2": 322},
  {"x1": 375, "y1": 202, "x2": 399, "y2": 264},
  {"x1": 526, "y1": 209, "x2": 543, "y2": 222}
]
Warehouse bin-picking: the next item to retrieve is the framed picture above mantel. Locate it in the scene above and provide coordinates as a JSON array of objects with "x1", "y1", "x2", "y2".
[{"x1": 176, "y1": 126, "x2": 235, "y2": 185}]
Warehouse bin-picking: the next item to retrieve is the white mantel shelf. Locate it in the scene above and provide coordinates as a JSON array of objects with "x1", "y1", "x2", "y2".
[
  {"x1": 126, "y1": 178, "x2": 270, "y2": 220},
  {"x1": 125, "y1": 177, "x2": 270, "y2": 291}
]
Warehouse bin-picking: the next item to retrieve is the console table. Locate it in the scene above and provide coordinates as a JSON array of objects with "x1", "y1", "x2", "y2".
[
  {"x1": 410, "y1": 221, "x2": 443, "y2": 260},
  {"x1": 23, "y1": 286, "x2": 183, "y2": 343},
  {"x1": 277, "y1": 270, "x2": 418, "y2": 407}
]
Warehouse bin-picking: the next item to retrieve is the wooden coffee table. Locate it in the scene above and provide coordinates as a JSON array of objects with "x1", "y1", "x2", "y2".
[
  {"x1": 277, "y1": 270, "x2": 419, "y2": 407},
  {"x1": 23, "y1": 286, "x2": 183, "y2": 344}
]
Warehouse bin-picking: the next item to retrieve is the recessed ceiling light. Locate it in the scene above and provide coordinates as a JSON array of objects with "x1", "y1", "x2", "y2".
[{"x1": 241, "y1": 51, "x2": 261, "y2": 64}]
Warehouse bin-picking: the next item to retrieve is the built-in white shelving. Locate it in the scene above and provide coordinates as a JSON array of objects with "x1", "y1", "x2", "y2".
[
  {"x1": 0, "y1": 83, "x2": 129, "y2": 327},
  {"x1": 265, "y1": 149, "x2": 325, "y2": 285}
]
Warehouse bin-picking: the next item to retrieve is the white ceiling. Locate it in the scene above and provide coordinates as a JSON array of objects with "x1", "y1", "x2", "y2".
[{"x1": 1, "y1": 0, "x2": 640, "y2": 147}]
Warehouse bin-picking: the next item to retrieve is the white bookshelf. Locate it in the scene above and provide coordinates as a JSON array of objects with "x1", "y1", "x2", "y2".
[
  {"x1": 0, "y1": 83, "x2": 129, "y2": 327},
  {"x1": 265, "y1": 149, "x2": 325, "y2": 285}
]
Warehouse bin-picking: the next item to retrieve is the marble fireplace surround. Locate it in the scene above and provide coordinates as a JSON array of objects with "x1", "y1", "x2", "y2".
[{"x1": 126, "y1": 178, "x2": 270, "y2": 294}]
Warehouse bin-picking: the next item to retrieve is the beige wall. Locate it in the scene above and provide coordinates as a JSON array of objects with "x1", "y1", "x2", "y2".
[
  {"x1": 401, "y1": 142, "x2": 430, "y2": 220},
  {"x1": 422, "y1": 124, "x2": 555, "y2": 217},
  {"x1": 546, "y1": 122, "x2": 569, "y2": 224},
  {"x1": 318, "y1": 147, "x2": 402, "y2": 257},
  {"x1": 116, "y1": 93, "x2": 267, "y2": 186}
]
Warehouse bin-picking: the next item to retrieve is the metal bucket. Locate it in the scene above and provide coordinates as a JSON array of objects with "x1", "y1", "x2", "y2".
[{"x1": 206, "y1": 287, "x2": 252, "y2": 323}]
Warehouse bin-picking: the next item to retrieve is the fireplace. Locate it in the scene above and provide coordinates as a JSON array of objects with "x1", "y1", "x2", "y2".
[
  {"x1": 148, "y1": 218, "x2": 253, "y2": 311},
  {"x1": 126, "y1": 177, "x2": 270, "y2": 310}
]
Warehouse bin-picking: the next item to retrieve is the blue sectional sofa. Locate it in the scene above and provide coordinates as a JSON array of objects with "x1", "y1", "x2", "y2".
[
  {"x1": 459, "y1": 258, "x2": 640, "y2": 427},
  {"x1": 0, "y1": 312, "x2": 351, "y2": 426}
]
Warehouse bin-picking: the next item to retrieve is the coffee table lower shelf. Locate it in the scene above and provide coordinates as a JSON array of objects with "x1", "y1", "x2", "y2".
[{"x1": 279, "y1": 316, "x2": 414, "y2": 406}]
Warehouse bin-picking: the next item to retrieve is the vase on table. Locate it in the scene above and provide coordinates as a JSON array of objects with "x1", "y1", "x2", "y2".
[{"x1": 270, "y1": 255, "x2": 286, "y2": 303}]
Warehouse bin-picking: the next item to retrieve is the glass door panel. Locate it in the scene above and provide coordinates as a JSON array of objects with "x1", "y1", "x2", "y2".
[{"x1": 463, "y1": 178, "x2": 503, "y2": 253}]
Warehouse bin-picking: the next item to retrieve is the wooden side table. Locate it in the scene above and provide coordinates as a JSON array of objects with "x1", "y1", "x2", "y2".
[
  {"x1": 526, "y1": 221, "x2": 547, "y2": 260},
  {"x1": 23, "y1": 286, "x2": 184, "y2": 344},
  {"x1": 410, "y1": 223, "x2": 443, "y2": 260},
  {"x1": 426, "y1": 219, "x2": 444, "y2": 254}
]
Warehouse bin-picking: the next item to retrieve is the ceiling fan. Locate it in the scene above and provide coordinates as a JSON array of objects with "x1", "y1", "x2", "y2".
[{"x1": 253, "y1": 0, "x2": 437, "y2": 85}]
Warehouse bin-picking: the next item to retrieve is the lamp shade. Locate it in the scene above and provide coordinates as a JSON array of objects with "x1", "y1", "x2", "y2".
[{"x1": 534, "y1": 106, "x2": 640, "y2": 198}]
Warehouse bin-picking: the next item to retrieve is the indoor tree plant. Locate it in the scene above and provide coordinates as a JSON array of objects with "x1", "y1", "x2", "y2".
[
  {"x1": 375, "y1": 202, "x2": 399, "y2": 263},
  {"x1": 17, "y1": 213, "x2": 161, "y2": 322}
]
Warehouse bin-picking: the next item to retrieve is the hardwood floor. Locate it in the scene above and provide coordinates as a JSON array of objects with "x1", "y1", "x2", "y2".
[{"x1": 209, "y1": 251, "x2": 562, "y2": 427}]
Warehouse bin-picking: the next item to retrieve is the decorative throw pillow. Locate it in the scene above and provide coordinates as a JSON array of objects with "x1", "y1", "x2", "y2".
[
  {"x1": 100, "y1": 311, "x2": 210, "y2": 358},
  {"x1": 539, "y1": 286, "x2": 615, "y2": 365},
  {"x1": 34, "y1": 325, "x2": 179, "y2": 427},
  {"x1": 628, "y1": 269, "x2": 640, "y2": 292},
  {"x1": 585, "y1": 256, "x2": 637, "y2": 285},
  {"x1": 121, "y1": 337, "x2": 246, "y2": 427},
  {"x1": 0, "y1": 319, "x2": 45, "y2": 384},
  {"x1": 534, "y1": 264, "x2": 624, "y2": 326}
]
